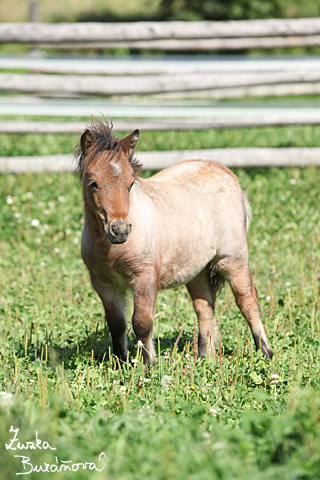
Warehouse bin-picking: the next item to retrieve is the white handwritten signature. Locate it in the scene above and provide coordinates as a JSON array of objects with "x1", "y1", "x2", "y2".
[{"x1": 6, "y1": 426, "x2": 107, "y2": 475}]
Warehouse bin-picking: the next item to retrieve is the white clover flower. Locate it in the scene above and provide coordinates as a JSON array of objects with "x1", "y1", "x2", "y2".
[
  {"x1": 131, "y1": 359, "x2": 139, "y2": 364},
  {"x1": 48, "y1": 202, "x2": 55, "y2": 209},
  {"x1": 26, "y1": 192, "x2": 33, "y2": 199},
  {"x1": 270, "y1": 373, "x2": 279, "y2": 384},
  {"x1": 60, "y1": 252, "x2": 66, "y2": 258},
  {"x1": 289, "y1": 178, "x2": 297, "y2": 185},
  {"x1": 6, "y1": 196, "x2": 13, "y2": 204},
  {"x1": 43, "y1": 209, "x2": 50, "y2": 215},
  {"x1": 14, "y1": 212, "x2": 21, "y2": 219},
  {"x1": 40, "y1": 261, "x2": 46, "y2": 267},
  {"x1": 72, "y1": 237, "x2": 79, "y2": 245},
  {"x1": 31, "y1": 219, "x2": 40, "y2": 227},
  {"x1": 266, "y1": 296, "x2": 271, "y2": 302},
  {"x1": 209, "y1": 408, "x2": 218, "y2": 416},
  {"x1": 54, "y1": 247, "x2": 60, "y2": 253},
  {"x1": 161, "y1": 375, "x2": 172, "y2": 388},
  {"x1": 35, "y1": 238, "x2": 42, "y2": 244},
  {"x1": 119, "y1": 386, "x2": 127, "y2": 394},
  {"x1": 58, "y1": 196, "x2": 65, "y2": 203},
  {"x1": 65, "y1": 229, "x2": 71, "y2": 235},
  {"x1": 0, "y1": 392, "x2": 13, "y2": 407}
]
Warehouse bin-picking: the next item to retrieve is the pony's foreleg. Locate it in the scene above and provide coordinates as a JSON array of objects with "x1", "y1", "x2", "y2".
[
  {"x1": 91, "y1": 278, "x2": 127, "y2": 362},
  {"x1": 186, "y1": 268, "x2": 219, "y2": 359},
  {"x1": 132, "y1": 271, "x2": 158, "y2": 365},
  {"x1": 218, "y1": 259, "x2": 273, "y2": 360},
  {"x1": 104, "y1": 306, "x2": 127, "y2": 362}
]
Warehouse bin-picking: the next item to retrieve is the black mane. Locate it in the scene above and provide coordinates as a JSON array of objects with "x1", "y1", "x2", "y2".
[{"x1": 74, "y1": 118, "x2": 142, "y2": 176}]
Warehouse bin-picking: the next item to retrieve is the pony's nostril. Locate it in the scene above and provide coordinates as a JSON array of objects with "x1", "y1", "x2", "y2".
[
  {"x1": 110, "y1": 221, "x2": 118, "y2": 236},
  {"x1": 108, "y1": 219, "x2": 131, "y2": 242}
]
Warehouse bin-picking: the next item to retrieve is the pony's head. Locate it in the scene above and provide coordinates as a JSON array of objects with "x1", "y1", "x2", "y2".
[{"x1": 75, "y1": 119, "x2": 142, "y2": 244}]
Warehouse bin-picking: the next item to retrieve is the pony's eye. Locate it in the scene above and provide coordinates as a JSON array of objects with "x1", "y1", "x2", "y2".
[
  {"x1": 89, "y1": 181, "x2": 99, "y2": 191},
  {"x1": 128, "y1": 180, "x2": 135, "y2": 191}
]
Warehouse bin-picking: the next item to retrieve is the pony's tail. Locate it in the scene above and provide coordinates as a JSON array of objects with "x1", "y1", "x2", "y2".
[
  {"x1": 243, "y1": 192, "x2": 252, "y2": 233},
  {"x1": 208, "y1": 192, "x2": 251, "y2": 295},
  {"x1": 208, "y1": 264, "x2": 226, "y2": 296}
]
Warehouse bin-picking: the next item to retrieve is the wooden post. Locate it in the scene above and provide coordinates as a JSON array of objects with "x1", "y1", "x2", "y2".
[{"x1": 29, "y1": 1, "x2": 40, "y2": 57}]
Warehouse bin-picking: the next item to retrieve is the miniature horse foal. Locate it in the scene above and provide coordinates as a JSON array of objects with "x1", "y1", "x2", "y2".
[{"x1": 76, "y1": 120, "x2": 273, "y2": 365}]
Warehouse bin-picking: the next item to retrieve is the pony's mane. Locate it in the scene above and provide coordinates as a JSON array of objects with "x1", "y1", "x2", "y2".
[{"x1": 74, "y1": 118, "x2": 142, "y2": 177}]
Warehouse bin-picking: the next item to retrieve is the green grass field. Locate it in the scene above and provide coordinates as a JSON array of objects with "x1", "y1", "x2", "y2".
[
  {"x1": 2, "y1": 124, "x2": 320, "y2": 157},
  {"x1": 1, "y1": 126, "x2": 320, "y2": 479}
]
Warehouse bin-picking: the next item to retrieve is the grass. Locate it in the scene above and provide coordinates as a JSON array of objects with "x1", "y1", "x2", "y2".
[{"x1": 1, "y1": 161, "x2": 320, "y2": 478}]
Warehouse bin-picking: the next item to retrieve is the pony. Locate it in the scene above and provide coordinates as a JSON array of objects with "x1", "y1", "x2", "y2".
[{"x1": 75, "y1": 119, "x2": 273, "y2": 365}]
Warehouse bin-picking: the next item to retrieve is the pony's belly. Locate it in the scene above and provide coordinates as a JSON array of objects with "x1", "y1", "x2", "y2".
[
  {"x1": 158, "y1": 252, "x2": 214, "y2": 290},
  {"x1": 159, "y1": 275, "x2": 192, "y2": 290}
]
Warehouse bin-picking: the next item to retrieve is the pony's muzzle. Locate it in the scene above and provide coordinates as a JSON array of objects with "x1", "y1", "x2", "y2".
[{"x1": 106, "y1": 218, "x2": 132, "y2": 244}]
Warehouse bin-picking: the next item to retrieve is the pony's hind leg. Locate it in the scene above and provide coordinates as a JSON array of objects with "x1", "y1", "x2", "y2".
[
  {"x1": 217, "y1": 257, "x2": 273, "y2": 360},
  {"x1": 186, "y1": 267, "x2": 219, "y2": 359}
]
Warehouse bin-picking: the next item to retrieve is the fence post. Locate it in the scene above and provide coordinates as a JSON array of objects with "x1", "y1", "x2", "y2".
[{"x1": 29, "y1": 1, "x2": 40, "y2": 56}]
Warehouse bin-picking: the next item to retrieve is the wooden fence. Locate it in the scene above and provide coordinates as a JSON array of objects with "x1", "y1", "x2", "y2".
[
  {"x1": 1, "y1": 19, "x2": 320, "y2": 98},
  {"x1": 1, "y1": 18, "x2": 320, "y2": 169},
  {"x1": 2, "y1": 18, "x2": 320, "y2": 50}
]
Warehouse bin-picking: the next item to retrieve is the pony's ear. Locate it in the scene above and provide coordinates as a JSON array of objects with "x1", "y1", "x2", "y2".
[
  {"x1": 120, "y1": 129, "x2": 139, "y2": 157},
  {"x1": 80, "y1": 129, "x2": 94, "y2": 154}
]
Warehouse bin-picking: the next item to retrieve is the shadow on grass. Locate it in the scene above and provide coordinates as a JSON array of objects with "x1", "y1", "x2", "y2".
[
  {"x1": 11, "y1": 325, "x2": 239, "y2": 370},
  {"x1": 11, "y1": 299, "x2": 243, "y2": 371}
]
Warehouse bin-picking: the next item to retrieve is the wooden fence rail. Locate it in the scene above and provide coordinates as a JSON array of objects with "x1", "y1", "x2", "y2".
[
  {"x1": 1, "y1": 148, "x2": 320, "y2": 174},
  {"x1": 2, "y1": 116, "x2": 320, "y2": 134},
  {"x1": 2, "y1": 18, "x2": 320, "y2": 41},
  {"x1": 1, "y1": 18, "x2": 320, "y2": 50},
  {"x1": 2, "y1": 70, "x2": 320, "y2": 96},
  {"x1": 32, "y1": 36, "x2": 320, "y2": 51},
  {"x1": 1, "y1": 55, "x2": 320, "y2": 75}
]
